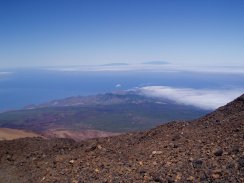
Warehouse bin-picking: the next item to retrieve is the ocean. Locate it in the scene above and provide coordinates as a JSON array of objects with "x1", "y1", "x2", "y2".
[{"x1": 0, "y1": 68, "x2": 243, "y2": 111}]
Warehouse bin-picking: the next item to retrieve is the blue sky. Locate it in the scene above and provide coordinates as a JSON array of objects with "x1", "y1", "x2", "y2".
[{"x1": 0, "y1": 0, "x2": 243, "y2": 68}]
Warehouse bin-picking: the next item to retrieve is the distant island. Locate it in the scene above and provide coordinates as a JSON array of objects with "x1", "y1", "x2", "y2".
[
  {"x1": 101, "y1": 63, "x2": 129, "y2": 66},
  {"x1": 143, "y1": 61, "x2": 169, "y2": 65}
]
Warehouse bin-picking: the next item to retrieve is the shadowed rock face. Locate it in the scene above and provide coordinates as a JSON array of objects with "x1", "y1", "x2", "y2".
[{"x1": 0, "y1": 94, "x2": 243, "y2": 183}]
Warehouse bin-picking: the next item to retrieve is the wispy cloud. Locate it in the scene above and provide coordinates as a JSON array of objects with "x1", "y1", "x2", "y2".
[
  {"x1": 100, "y1": 63, "x2": 129, "y2": 66},
  {"x1": 0, "y1": 72, "x2": 11, "y2": 75},
  {"x1": 43, "y1": 64, "x2": 244, "y2": 74},
  {"x1": 115, "y1": 84, "x2": 122, "y2": 88},
  {"x1": 0, "y1": 72, "x2": 12, "y2": 79},
  {"x1": 142, "y1": 61, "x2": 169, "y2": 65},
  {"x1": 137, "y1": 86, "x2": 243, "y2": 110}
]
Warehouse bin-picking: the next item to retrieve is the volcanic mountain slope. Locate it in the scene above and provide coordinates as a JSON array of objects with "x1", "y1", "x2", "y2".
[
  {"x1": 24, "y1": 92, "x2": 161, "y2": 108},
  {"x1": 0, "y1": 95, "x2": 243, "y2": 183},
  {"x1": 0, "y1": 92, "x2": 209, "y2": 136}
]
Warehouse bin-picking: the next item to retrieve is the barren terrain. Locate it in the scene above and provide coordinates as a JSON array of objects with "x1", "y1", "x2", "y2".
[
  {"x1": 0, "y1": 128, "x2": 41, "y2": 140},
  {"x1": 0, "y1": 94, "x2": 243, "y2": 182}
]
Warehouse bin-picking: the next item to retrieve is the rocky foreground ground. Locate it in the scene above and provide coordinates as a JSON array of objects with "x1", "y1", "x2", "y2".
[{"x1": 0, "y1": 95, "x2": 243, "y2": 183}]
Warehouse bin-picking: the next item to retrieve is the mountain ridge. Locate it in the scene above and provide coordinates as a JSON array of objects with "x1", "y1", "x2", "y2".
[{"x1": 23, "y1": 91, "x2": 169, "y2": 109}]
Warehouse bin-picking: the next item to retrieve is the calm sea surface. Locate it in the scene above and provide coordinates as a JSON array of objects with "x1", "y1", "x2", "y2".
[{"x1": 0, "y1": 69, "x2": 243, "y2": 111}]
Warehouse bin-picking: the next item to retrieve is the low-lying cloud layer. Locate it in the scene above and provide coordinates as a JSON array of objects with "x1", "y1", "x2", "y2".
[{"x1": 137, "y1": 86, "x2": 243, "y2": 110}]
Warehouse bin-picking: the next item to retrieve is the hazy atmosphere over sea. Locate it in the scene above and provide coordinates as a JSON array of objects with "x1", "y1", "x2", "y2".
[
  {"x1": 0, "y1": 0, "x2": 243, "y2": 110},
  {"x1": 0, "y1": 64, "x2": 243, "y2": 111}
]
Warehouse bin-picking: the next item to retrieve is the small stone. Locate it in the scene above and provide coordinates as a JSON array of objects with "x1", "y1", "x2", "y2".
[
  {"x1": 214, "y1": 148, "x2": 223, "y2": 156},
  {"x1": 199, "y1": 172, "x2": 208, "y2": 181},
  {"x1": 192, "y1": 159, "x2": 203, "y2": 168},
  {"x1": 211, "y1": 169, "x2": 222, "y2": 179},
  {"x1": 189, "y1": 157, "x2": 194, "y2": 162},
  {"x1": 153, "y1": 177, "x2": 164, "y2": 183},
  {"x1": 152, "y1": 173, "x2": 164, "y2": 183},
  {"x1": 139, "y1": 169, "x2": 146, "y2": 174},
  {"x1": 238, "y1": 156, "x2": 244, "y2": 168},
  {"x1": 211, "y1": 173, "x2": 220, "y2": 179},
  {"x1": 187, "y1": 176, "x2": 194, "y2": 181},
  {"x1": 97, "y1": 145, "x2": 102, "y2": 149},
  {"x1": 233, "y1": 128, "x2": 240, "y2": 132},
  {"x1": 143, "y1": 175, "x2": 150, "y2": 181},
  {"x1": 175, "y1": 173, "x2": 182, "y2": 181},
  {"x1": 226, "y1": 163, "x2": 235, "y2": 169},
  {"x1": 231, "y1": 146, "x2": 240, "y2": 154},
  {"x1": 173, "y1": 144, "x2": 179, "y2": 148},
  {"x1": 6, "y1": 155, "x2": 12, "y2": 161},
  {"x1": 87, "y1": 145, "x2": 97, "y2": 152},
  {"x1": 167, "y1": 178, "x2": 174, "y2": 183},
  {"x1": 152, "y1": 151, "x2": 162, "y2": 155},
  {"x1": 172, "y1": 134, "x2": 181, "y2": 141},
  {"x1": 166, "y1": 161, "x2": 172, "y2": 166},
  {"x1": 69, "y1": 160, "x2": 75, "y2": 164}
]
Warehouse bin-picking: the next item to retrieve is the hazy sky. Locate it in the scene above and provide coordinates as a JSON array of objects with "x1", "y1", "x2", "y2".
[{"x1": 0, "y1": 0, "x2": 243, "y2": 68}]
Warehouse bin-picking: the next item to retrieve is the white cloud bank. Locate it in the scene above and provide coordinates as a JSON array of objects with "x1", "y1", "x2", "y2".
[
  {"x1": 137, "y1": 86, "x2": 243, "y2": 110},
  {"x1": 0, "y1": 72, "x2": 11, "y2": 75}
]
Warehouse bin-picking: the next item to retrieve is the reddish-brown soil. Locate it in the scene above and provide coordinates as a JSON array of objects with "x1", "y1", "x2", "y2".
[
  {"x1": 0, "y1": 127, "x2": 120, "y2": 142},
  {"x1": 0, "y1": 128, "x2": 41, "y2": 140},
  {"x1": 0, "y1": 94, "x2": 243, "y2": 183},
  {"x1": 41, "y1": 129, "x2": 120, "y2": 141}
]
